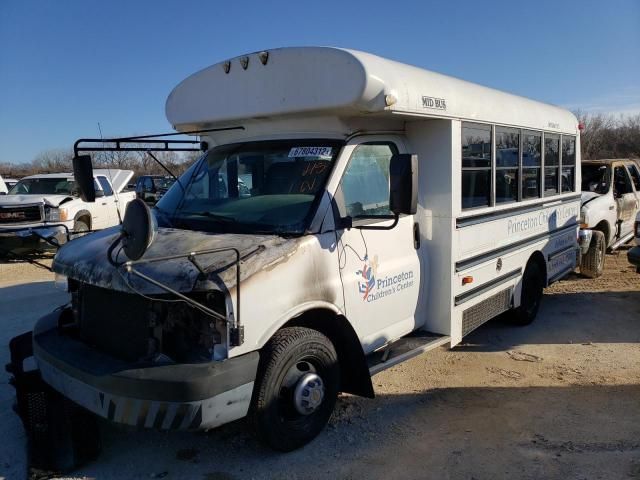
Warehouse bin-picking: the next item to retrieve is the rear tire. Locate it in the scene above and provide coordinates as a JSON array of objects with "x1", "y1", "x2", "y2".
[
  {"x1": 250, "y1": 327, "x2": 339, "y2": 452},
  {"x1": 580, "y1": 230, "x2": 605, "y2": 278},
  {"x1": 509, "y1": 261, "x2": 544, "y2": 326}
]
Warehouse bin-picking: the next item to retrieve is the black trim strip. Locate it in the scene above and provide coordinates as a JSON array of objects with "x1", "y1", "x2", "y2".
[
  {"x1": 153, "y1": 403, "x2": 168, "y2": 429},
  {"x1": 456, "y1": 194, "x2": 581, "y2": 228},
  {"x1": 188, "y1": 406, "x2": 203, "y2": 430},
  {"x1": 456, "y1": 222, "x2": 578, "y2": 272},
  {"x1": 455, "y1": 268, "x2": 522, "y2": 306},
  {"x1": 170, "y1": 404, "x2": 190, "y2": 430},
  {"x1": 549, "y1": 265, "x2": 575, "y2": 284},
  {"x1": 548, "y1": 245, "x2": 576, "y2": 262}
]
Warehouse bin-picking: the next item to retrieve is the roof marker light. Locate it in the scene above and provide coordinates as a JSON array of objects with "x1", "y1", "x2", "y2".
[
  {"x1": 578, "y1": 122, "x2": 585, "y2": 131},
  {"x1": 258, "y1": 51, "x2": 269, "y2": 65},
  {"x1": 223, "y1": 61, "x2": 231, "y2": 74},
  {"x1": 385, "y1": 94, "x2": 397, "y2": 106},
  {"x1": 240, "y1": 56, "x2": 249, "y2": 70}
]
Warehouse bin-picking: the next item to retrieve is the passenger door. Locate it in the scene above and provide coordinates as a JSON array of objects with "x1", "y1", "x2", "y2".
[
  {"x1": 96, "y1": 176, "x2": 118, "y2": 227},
  {"x1": 334, "y1": 142, "x2": 421, "y2": 353},
  {"x1": 625, "y1": 163, "x2": 640, "y2": 222},
  {"x1": 613, "y1": 166, "x2": 637, "y2": 238}
]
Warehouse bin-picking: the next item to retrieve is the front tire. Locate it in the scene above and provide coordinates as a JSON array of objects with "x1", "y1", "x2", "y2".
[
  {"x1": 250, "y1": 327, "x2": 339, "y2": 452},
  {"x1": 580, "y1": 230, "x2": 606, "y2": 278},
  {"x1": 509, "y1": 261, "x2": 544, "y2": 326}
]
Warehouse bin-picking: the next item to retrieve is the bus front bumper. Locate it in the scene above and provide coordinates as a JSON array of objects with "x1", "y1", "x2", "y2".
[{"x1": 22, "y1": 310, "x2": 259, "y2": 431}]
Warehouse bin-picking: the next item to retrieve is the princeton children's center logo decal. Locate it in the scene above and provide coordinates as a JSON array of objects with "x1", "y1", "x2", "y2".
[
  {"x1": 356, "y1": 255, "x2": 378, "y2": 301},
  {"x1": 356, "y1": 254, "x2": 415, "y2": 303}
]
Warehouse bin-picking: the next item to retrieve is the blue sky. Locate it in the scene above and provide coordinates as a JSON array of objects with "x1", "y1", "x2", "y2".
[{"x1": 1, "y1": 0, "x2": 639, "y2": 164}]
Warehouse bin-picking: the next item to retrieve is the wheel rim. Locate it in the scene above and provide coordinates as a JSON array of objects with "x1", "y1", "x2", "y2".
[
  {"x1": 293, "y1": 373, "x2": 325, "y2": 415},
  {"x1": 278, "y1": 360, "x2": 326, "y2": 420},
  {"x1": 597, "y1": 242, "x2": 605, "y2": 269}
]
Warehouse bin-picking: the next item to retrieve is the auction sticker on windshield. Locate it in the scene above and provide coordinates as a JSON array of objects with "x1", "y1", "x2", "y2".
[{"x1": 288, "y1": 147, "x2": 333, "y2": 158}]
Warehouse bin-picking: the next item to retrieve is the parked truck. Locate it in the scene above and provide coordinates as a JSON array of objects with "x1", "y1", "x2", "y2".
[
  {"x1": 628, "y1": 212, "x2": 640, "y2": 273},
  {"x1": 8, "y1": 47, "x2": 583, "y2": 462},
  {"x1": 0, "y1": 169, "x2": 135, "y2": 255},
  {"x1": 579, "y1": 159, "x2": 640, "y2": 277}
]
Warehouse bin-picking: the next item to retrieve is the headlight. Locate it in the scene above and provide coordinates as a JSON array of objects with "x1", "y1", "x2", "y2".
[
  {"x1": 45, "y1": 207, "x2": 60, "y2": 222},
  {"x1": 579, "y1": 209, "x2": 588, "y2": 227},
  {"x1": 44, "y1": 207, "x2": 68, "y2": 222}
]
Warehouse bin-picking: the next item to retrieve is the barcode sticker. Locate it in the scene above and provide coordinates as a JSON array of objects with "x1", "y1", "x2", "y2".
[{"x1": 288, "y1": 147, "x2": 333, "y2": 158}]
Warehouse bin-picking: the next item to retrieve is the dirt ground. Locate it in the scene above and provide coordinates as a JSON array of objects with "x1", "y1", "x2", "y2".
[{"x1": 0, "y1": 247, "x2": 639, "y2": 480}]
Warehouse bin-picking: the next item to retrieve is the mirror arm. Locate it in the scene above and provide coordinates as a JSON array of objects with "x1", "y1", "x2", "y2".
[{"x1": 338, "y1": 213, "x2": 400, "y2": 231}]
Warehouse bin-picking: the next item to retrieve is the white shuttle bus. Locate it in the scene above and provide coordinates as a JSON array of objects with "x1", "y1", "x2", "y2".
[{"x1": 17, "y1": 47, "x2": 582, "y2": 453}]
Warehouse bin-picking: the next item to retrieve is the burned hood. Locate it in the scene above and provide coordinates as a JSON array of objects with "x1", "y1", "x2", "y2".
[
  {"x1": 0, "y1": 194, "x2": 75, "y2": 207},
  {"x1": 53, "y1": 226, "x2": 300, "y2": 295}
]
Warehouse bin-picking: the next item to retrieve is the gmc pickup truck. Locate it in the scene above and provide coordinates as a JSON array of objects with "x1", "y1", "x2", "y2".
[{"x1": 0, "y1": 169, "x2": 135, "y2": 255}]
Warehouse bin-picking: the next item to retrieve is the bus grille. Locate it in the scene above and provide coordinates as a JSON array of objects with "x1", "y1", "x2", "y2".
[
  {"x1": 0, "y1": 205, "x2": 43, "y2": 224},
  {"x1": 462, "y1": 288, "x2": 512, "y2": 336}
]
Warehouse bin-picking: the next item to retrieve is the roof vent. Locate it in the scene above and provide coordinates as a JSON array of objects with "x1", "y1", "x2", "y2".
[{"x1": 258, "y1": 51, "x2": 269, "y2": 65}]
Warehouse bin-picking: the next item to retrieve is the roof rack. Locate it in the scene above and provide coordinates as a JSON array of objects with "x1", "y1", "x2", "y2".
[{"x1": 72, "y1": 126, "x2": 244, "y2": 156}]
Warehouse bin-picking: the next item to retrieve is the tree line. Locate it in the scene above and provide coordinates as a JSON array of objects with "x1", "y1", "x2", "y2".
[
  {"x1": 0, "y1": 147, "x2": 202, "y2": 180},
  {"x1": 1, "y1": 112, "x2": 639, "y2": 179}
]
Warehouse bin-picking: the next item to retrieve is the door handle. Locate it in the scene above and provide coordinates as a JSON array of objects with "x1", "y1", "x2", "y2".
[
  {"x1": 101, "y1": 202, "x2": 107, "y2": 206},
  {"x1": 413, "y1": 223, "x2": 420, "y2": 249}
]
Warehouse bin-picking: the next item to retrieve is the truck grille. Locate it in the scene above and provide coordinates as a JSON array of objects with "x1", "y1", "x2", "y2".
[{"x1": 0, "y1": 205, "x2": 43, "y2": 224}]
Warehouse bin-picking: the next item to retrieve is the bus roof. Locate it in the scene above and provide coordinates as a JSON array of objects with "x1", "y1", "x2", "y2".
[{"x1": 166, "y1": 47, "x2": 578, "y2": 135}]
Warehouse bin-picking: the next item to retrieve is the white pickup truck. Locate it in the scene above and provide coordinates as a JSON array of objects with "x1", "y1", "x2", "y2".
[
  {"x1": 0, "y1": 169, "x2": 135, "y2": 255},
  {"x1": 579, "y1": 159, "x2": 640, "y2": 277}
]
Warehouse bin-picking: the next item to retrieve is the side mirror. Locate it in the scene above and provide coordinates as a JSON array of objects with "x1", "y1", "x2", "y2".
[
  {"x1": 389, "y1": 153, "x2": 418, "y2": 215},
  {"x1": 121, "y1": 199, "x2": 156, "y2": 260},
  {"x1": 72, "y1": 155, "x2": 96, "y2": 202}
]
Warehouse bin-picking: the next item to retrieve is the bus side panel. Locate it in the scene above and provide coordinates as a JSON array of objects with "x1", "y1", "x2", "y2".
[{"x1": 451, "y1": 198, "x2": 580, "y2": 345}]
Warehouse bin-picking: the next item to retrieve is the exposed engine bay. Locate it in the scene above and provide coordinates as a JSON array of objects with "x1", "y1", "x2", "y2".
[{"x1": 64, "y1": 279, "x2": 227, "y2": 364}]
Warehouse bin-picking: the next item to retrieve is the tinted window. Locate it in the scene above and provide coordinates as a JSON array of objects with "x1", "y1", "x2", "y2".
[
  {"x1": 495, "y1": 127, "x2": 519, "y2": 203},
  {"x1": 97, "y1": 177, "x2": 114, "y2": 196},
  {"x1": 462, "y1": 125, "x2": 491, "y2": 168},
  {"x1": 522, "y1": 132, "x2": 542, "y2": 199},
  {"x1": 496, "y1": 127, "x2": 519, "y2": 167},
  {"x1": 562, "y1": 137, "x2": 576, "y2": 165},
  {"x1": 339, "y1": 143, "x2": 396, "y2": 217},
  {"x1": 544, "y1": 134, "x2": 560, "y2": 196},
  {"x1": 462, "y1": 123, "x2": 491, "y2": 209}
]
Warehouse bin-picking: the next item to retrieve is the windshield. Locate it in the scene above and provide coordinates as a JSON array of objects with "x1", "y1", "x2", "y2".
[
  {"x1": 8, "y1": 177, "x2": 77, "y2": 196},
  {"x1": 153, "y1": 177, "x2": 174, "y2": 189},
  {"x1": 581, "y1": 164, "x2": 611, "y2": 194},
  {"x1": 156, "y1": 140, "x2": 342, "y2": 234}
]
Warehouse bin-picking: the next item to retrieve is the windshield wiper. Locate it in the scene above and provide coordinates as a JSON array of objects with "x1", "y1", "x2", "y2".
[{"x1": 181, "y1": 211, "x2": 239, "y2": 223}]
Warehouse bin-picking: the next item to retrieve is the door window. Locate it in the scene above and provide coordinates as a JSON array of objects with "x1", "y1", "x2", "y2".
[
  {"x1": 614, "y1": 166, "x2": 633, "y2": 196},
  {"x1": 338, "y1": 143, "x2": 397, "y2": 218},
  {"x1": 627, "y1": 164, "x2": 640, "y2": 191}
]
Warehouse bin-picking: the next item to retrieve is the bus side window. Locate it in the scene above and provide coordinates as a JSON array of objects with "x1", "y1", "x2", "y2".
[
  {"x1": 544, "y1": 134, "x2": 560, "y2": 196},
  {"x1": 561, "y1": 136, "x2": 576, "y2": 192},
  {"x1": 461, "y1": 122, "x2": 491, "y2": 209}
]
